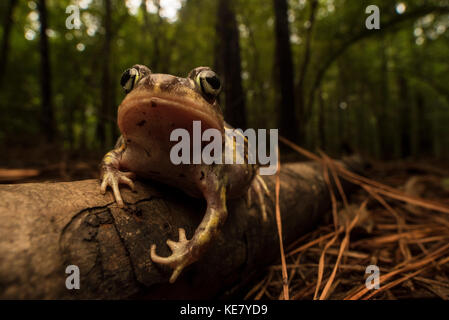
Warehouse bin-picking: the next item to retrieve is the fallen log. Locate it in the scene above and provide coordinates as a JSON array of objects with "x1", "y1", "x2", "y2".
[{"x1": 0, "y1": 159, "x2": 362, "y2": 299}]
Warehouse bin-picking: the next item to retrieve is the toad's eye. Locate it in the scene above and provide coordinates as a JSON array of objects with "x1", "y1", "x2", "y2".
[
  {"x1": 120, "y1": 67, "x2": 140, "y2": 94},
  {"x1": 195, "y1": 70, "x2": 222, "y2": 97}
]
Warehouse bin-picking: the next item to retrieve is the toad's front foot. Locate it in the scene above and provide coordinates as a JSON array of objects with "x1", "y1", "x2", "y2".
[
  {"x1": 150, "y1": 228, "x2": 197, "y2": 283},
  {"x1": 100, "y1": 169, "x2": 135, "y2": 208}
]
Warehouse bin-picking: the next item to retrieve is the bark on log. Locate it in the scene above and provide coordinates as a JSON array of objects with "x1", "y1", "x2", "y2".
[{"x1": 0, "y1": 159, "x2": 361, "y2": 299}]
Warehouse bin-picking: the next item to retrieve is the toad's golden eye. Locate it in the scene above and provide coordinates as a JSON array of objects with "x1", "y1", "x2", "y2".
[
  {"x1": 195, "y1": 70, "x2": 222, "y2": 97},
  {"x1": 120, "y1": 67, "x2": 140, "y2": 94}
]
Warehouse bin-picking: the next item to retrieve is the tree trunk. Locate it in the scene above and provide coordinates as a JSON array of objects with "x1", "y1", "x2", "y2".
[
  {"x1": 0, "y1": 0, "x2": 18, "y2": 87},
  {"x1": 272, "y1": 0, "x2": 298, "y2": 142},
  {"x1": 295, "y1": 0, "x2": 318, "y2": 145},
  {"x1": 397, "y1": 74, "x2": 411, "y2": 158},
  {"x1": 98, "y1": 0, "x2": 112, "y2": 149},
  {"x1": 416, "y1": 92, "x2": 431, "y2": 156},
  {"x1": 141, "y1": 0, "x2": 162, "y2": 71},
  {"x1": 37, "y1": 0, "x2": 54, "y2": 142},
  {"x1": 377, "y1": 38, "x2": 390, "y2": 159},
  {"x1": 0, "y1": 159, "x2": 362, "y2": 299},
  {"x1": 239, "y1": 14, "x2": 267, "y2": 129},
  {"x1": 318, "y1": 89, "x2": 326, "y2": 149},
  {"x1": 216, "y1": 0, "x2": 247, "y2": 129}
]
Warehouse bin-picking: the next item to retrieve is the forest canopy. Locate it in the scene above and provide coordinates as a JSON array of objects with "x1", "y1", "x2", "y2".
[{"x1": 0, "y1": 0, "x2": 448, "y2": 161}]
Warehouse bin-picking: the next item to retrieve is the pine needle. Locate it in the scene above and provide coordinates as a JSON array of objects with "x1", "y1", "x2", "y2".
[{"x1": 275, "y1": 150, "x2": 289, "y2": 300}]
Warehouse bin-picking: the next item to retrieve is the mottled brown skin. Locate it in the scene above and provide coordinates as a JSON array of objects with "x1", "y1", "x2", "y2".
[{"x1": 100, "y1": 65, "x2": 267, "y2": 283}]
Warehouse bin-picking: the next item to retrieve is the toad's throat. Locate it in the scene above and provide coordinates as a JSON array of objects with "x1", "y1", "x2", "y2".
[{"x1": 118, "y1": 93, "x2": 224, "y2": 140}]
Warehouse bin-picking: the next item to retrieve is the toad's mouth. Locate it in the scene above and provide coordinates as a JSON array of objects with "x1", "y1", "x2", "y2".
[{"x1": 118, "y1": 91, "x2": 224, "y2": 145}]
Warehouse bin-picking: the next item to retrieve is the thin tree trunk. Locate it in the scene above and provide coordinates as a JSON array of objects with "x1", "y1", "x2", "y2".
[
  {"x1": 141, "y1": 0, "x2": 162, "y2": 71},
  {"x1": 216, "y1": 0, "x2": 246, "y2": 129},
  {"x1": 318, "y1": 89, "x2": 325, "y2": 149},
  {"x1": 357, "y1": 43, "x2": 368, "y2": 155},
  {"x1": 139, "y1": 1, "x2": 150, "y2": 66},
  {"x1": 337, "y1": 62, "x2": 345, "y2": 150},
  {"x1": 0, "y1": 0, "x2": 18, "y2": 87},
  {"x1": 67, "y1": 102, "x2": 75, "y2": 149},
  {"x1": 240, "y1": 14, "x2": 267, "y2": 129},
  {"x1": 272, "y1": 0, "x2": 297, "y2": 142},
  {"x1": 98, "y1": 0, "x2": 112, "y2": 149},
  {"x1": 295, "y1": 0, "x2": 318, "y2": 144},
  {"x1": 416, "y1": 92, "x2": 431, "y2": 156},
  {"x1": 378, "y1": 38, "x2": 390, "y2": 159},
  {"x1": 152, "y1": 0, "x2": 163, "y2": 71},
  {"x1": 37, "y1": 0, "x2": 54, "y2": 142},
  {"x1": 397, "y1": 74, "x2": 411, "y2": 158}
]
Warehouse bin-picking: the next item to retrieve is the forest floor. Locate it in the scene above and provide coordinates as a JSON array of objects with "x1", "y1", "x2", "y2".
[
  {"x1": 244, "y1": 141, "x2": 449, "y2": 300},
  {"x1": 2, "y1": 144, "x2": 449, "y2": 300}
]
